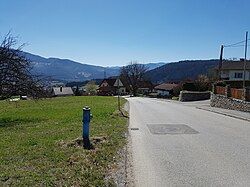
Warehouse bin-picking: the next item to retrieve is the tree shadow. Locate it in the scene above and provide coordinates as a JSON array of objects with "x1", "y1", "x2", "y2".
[{"x1": 0, "y1": 117, "x2": 43, "y2": 128}]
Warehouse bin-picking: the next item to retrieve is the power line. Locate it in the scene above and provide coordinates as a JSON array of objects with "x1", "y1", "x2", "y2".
[
  {"x1": 224, "y1": 38, "x2": 250, "y2": 48},
  {"x1": 224, "y1": 40, "x2": 245, "y2": 47},
  {"x1": 225, "y1": 44, "x2": 250, "y2": 48}
]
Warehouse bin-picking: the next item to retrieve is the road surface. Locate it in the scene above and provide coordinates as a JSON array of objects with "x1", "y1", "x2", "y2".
[{"x1": 127, "y1": 97, "x2": 250, "y2": 186}]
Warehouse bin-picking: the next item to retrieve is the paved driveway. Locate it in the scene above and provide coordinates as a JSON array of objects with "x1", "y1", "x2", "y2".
[{"x1": 127, "y1": 97, "x2": 250, "y2": 186}]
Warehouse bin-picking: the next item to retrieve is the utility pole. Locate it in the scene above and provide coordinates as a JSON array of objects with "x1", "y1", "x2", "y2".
[
  {"x1": 243, "y1": 31, "x2": 248, "y2": 89},
  {"x1": 218, "y1": 45, "x2": 224, "y2": 80}
]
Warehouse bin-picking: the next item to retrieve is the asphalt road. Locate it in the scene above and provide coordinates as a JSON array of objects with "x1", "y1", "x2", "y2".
[{"x1": 127, "y1": 97, "x2": 250, "y2": 187}]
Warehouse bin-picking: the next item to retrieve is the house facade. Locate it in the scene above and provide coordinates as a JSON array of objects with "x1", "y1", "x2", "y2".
[
  {"x1": 137, "y1": 80, "x2": 154, "y2": 95},
  {"x1": 154, "y1": 83, "x2": 178, "y2": 97},
  {"x1": 98, "y1": 78, "x2": 126, "y2": 96},
  {"x1": 220, "y1": 61, "x2": 250, "y2": 81},
  {"x1": 52, "y1": 87, "x2": 74, "y2": 97}
]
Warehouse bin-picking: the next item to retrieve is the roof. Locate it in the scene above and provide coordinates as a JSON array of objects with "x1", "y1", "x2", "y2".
[
  {"x1": 138, "y1": 80, "x2": 153, "y2": 88},
  {"x1": 221, "y1": 61, "x2": 250, "y2": 70},
  {"x1": 154, "y1": 83, "x2": 178, "y2": 91},
  {"x1": 53, "y1": 87, "x2": 74, "y2": 96},
  {"x1": 99, "y1": 78, "x2": 117, "y2": 87},
  {"x1": 99, "y1": 78, "x2": 125, "y2": 87}
]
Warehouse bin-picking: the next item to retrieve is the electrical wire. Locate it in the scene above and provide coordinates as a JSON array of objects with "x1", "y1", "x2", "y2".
[
  {"x1": 224, "y1": 39, "x2": 250, "y2": 48},
  {"x1": 225, "y1": 45, "x2": 250, "y2": 48}
]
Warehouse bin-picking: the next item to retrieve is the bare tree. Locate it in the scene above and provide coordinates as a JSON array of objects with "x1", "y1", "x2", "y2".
[
  {"x1": 0, "y1": 33, "x2": 46, "y2": 99},
  {"x1": 194, "y1": 74, "x2": 211, "y2": 91},
  {"x1": 120, "y1": 61, "x2": 148, "y2": 96}
]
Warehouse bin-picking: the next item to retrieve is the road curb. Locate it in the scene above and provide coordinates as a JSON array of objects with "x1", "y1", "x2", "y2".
[{"x1": 196, "y1": 107, "x2": 250, "y2": 122}]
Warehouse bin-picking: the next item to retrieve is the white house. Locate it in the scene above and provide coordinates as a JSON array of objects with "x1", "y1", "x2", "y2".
[
  {"x1": 154, "y1": 83, "x2": 178, "y2": 96},
  {"x1": 52, "y1": 87, "x2": 74, "y2": 97},
  {"x1": 220, "y1": 61, "x2": 250, "y2": 81}
]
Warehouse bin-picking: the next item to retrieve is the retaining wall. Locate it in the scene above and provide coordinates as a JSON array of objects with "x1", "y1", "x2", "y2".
[
  {"x1": 179, "y1": 91, "x2": 211, "y2": 102},
  {"x1": 210, "y1": 94, "x2": 250, "y2": 113}
]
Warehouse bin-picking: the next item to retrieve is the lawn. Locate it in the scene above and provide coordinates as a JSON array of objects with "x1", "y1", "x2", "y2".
[{"x1": 0, "y1": 96, "x2": 127, "y2": 186}]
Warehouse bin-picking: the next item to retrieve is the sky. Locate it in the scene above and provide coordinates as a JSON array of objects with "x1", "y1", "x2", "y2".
[{"x1": 0, "y1": 0, "x2": 249, "y2": 66}]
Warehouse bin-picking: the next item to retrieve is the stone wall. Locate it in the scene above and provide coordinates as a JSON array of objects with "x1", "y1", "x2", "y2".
[
  {"x1": 210, "y1": 93, "x2": 250, "y2": 112},
  {"x1": 179, "y1": 91, "x2": 211, "y2": 102}
]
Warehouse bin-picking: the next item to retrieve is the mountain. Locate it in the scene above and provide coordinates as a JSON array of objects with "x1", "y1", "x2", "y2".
[
  {"x1": 145, "y1": 60, "x2": 219, "y2": 83},
  {"x1": 23, "y1": 52, "x2": 165, "y2": 82},
  {"x1": 144, "y1": 62, "x2": 166, "y2": 70},
  {"x1": 23, "y1": 52, "x2": 218, "y2": 83},
  {"x1": 23, "y1": 52, "x2": 119, "y2": 81}
]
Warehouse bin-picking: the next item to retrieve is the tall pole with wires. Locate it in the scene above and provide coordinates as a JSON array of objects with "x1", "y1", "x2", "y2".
[
  {"x1": 219, "y1": 45, "x2": 224, "y2": 80},
  {"x1": 243, "y1": 31, "x2": 248, "y2": 89}
]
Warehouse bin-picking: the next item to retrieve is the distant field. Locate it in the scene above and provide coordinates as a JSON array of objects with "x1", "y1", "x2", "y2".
[{"x1": 0, "y1": 96, "x2": 127, "y2": 186}]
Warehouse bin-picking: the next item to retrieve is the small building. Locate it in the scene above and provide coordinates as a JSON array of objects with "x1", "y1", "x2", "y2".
[
  {"x1": 98, "y1": 78, "x2": 126, "y2": 96},
  {"x1": 220, "y1": 61, "x2": 250, "y2": 81},
  {"x1": 52, "y1": 87, "x2": 74, "y2": 97},
  {"x1": 137, "y1": 80, "x2": 154, "y2": 95},
  {"x1": 154, "y1": 83, "x2": 178, "y2": 97}
]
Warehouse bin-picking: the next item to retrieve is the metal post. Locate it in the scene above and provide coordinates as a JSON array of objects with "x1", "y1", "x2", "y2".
[
  {"x1": 82, "y1": 106, "x2": 91, "y2": 149},
  {"x1": 243, "y1": 31, "x2": 248, "y2": 89},
  {"x1": 117, "y1": 77, "x2": 121, "y2": 111}
]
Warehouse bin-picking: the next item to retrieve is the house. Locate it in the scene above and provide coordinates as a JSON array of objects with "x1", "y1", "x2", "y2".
[
  {"x1": 137, "y1": 80, "x2": 154, "y2": 95},
  {"x1": 52, "y1": 86, "x2": 74, "y2": 97},
  {"x1": 154, "y1": 83, "x2": 178, "y2": 97},
  {"x1": 220, "y1": 61, "x2": 250, "y2": 81},
  {"x1": 98, "y1": 78, "x2": 126, "y2": 96}
]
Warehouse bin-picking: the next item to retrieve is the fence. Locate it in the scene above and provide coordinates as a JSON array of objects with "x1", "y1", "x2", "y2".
[
  {"x1": 214, "y1": 85, "x2": 250, "y2": 101},
  {"x1": 246, "y1": 89, "x2": 250, "y2": 101},
  {"x1": 230, "y1": 88, "x2": 243, "y2": 100},
  {"x1": 215, "y1": 86, "x2": 226, "y2": 96}
]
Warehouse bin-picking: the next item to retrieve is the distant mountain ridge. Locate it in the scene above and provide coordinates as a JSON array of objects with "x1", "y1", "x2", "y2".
[
  {"x1": 146, "y1": 59, "x2": 219, "y2": 83},
  {"x1": 22, "y1": 51, "x2": 218, "y2": 84},
  {"x1": 23, "y1": 51, "x2": 166, "y2": 82},
  {"x1": 23, "y1": 52, "x2": 119, "y2": 81}
]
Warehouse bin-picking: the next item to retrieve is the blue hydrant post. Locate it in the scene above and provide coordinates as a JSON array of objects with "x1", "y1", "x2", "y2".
[{"x1": 82, "y1": 106, "x2": 91, "y2": 149}]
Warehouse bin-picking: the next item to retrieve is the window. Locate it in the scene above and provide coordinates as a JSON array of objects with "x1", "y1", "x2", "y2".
[{"x1": 234, "y1": 72, "x2": 243, "y2": 79}]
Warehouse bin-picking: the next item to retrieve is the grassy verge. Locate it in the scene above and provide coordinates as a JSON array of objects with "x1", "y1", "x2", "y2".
[{"x1": 0, "y1": 96, "x2": 127, "y2": 186}]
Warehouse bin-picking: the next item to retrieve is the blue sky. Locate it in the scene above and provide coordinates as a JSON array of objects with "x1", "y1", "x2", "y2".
[{"x1": 0, "y1": 0, "x2": 249, "y2": 66}]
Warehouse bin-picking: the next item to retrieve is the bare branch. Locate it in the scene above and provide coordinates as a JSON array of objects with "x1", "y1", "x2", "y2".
[
  {"x1": 0, "y1": 32, "x2": 47, "y2": 99},
  {"x1": 120, "y1": 61, "x2": 148, "y2": 96}
]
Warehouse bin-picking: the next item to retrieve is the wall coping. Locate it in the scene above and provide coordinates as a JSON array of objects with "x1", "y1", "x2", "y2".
[
  {"x1": 211, "y1": 93, "x2": 250, "y2": 104},
  {"x1": 181, "y1": 90, "x2": 211, "y2": 94}
]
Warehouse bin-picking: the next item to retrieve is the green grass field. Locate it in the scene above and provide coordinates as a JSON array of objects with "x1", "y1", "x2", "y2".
[{"x1": 0, "y1": 96, "x2": 127, "y2": 186}]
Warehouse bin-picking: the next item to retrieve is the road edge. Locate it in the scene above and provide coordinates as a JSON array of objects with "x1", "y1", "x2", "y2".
[
  {"x1": 196, "y1": 107, "x2": 250, "y2": 122},
  {"x1": 110, "y1": 101, "x2": 135, "y2": 187}
]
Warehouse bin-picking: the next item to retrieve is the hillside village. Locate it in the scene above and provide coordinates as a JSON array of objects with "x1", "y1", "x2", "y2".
[
  {"x1": 1, "y1": 1, "x2": 250, "y2": 186},
  {"x1": 48, "y1": 60, "x2": 250, "y2": 105},
  {"x1": 1, "y1": 32, "x2": 250, "y2": 186}
]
